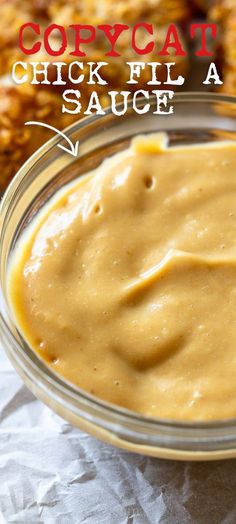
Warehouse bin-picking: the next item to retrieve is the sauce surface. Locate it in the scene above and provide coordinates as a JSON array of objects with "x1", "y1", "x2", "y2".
[{"x1": 9, "y1": 134, "x2": 236, "y2": 421}]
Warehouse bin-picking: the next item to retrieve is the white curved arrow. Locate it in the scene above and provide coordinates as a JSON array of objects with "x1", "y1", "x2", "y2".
[{"x1": 25, "y1": 121, "x2": 79, "y2": 157}]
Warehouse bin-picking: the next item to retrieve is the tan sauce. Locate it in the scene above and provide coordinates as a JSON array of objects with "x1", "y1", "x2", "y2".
[{"x1": 8, "y1": 134, "x2": 236, "y2": 421}]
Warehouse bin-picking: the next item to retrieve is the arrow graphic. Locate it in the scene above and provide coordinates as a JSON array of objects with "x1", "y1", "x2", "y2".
[{"x1": 25, "y1": 121, "x2": 80, "y2": 157}]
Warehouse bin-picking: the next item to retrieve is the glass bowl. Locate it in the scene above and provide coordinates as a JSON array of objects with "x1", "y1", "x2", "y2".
[{"x1": 1, "y1": 92, "x2": 236, "y2": 461}]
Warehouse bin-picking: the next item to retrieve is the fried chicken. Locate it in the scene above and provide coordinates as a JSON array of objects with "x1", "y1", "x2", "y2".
[
  {"x1": 210, "y1": 0, "x2": 236, "y2": 97},
  {"x1": 0, "y1": 85, "x2": 76, "y2": 191},
  {"x1": 0, "y1": 0, "x2": 190, "y2": 190},
  {"x1": 47, "y1": 0, "x2": 190, "y2": 26}
]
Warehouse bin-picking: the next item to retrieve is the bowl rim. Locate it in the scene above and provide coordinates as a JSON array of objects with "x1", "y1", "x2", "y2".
[{"x1": 1, "y1": 91, "x2": 236, "y2": 437}]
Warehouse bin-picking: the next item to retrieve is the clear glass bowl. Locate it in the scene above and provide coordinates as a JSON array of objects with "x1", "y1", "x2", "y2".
[{"x1": 1, "y1": 92, "x2": 236, "y2": 461}]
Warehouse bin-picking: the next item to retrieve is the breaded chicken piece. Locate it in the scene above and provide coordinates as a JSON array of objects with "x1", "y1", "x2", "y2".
[
  {"x1": 210, "y1": 0, "x2": 236, "y2": 96},
  {"x1": 0, "y1": 0, "x2": 189, "y2": 78},
  {"x1": 0, "y1": 0, "x2": 189, "y2": 191},
  {"x1": 0, "y1": 85, "x2": 76, "y2": 191},
  {"x1": 193, "y1": 0, "x2": 212, "y2": 14},
  {"x1": 4, "y1": 22, "x2": 188, "y2": 93},
  {"x1": 0, "y1": 0, "x2": 49, "y2": 49},
  {"x1": 0, "y1": 0, "x2": 48, "y2": 75},
  {"x1": 47, "y1": 0, "x2": 190, "y2": 26},
  {"x1": 0, "y1": 0, "x2": 190, "y2": 31}
]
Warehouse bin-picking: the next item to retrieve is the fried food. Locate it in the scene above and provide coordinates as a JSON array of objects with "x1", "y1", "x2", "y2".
[
  {"x1": 18, "y1": 23, "x2": 187, "y2": 91},
  {"x1": 210, "y1": 0, "x2": 236, "y2": 96},
  {"x1": 47, "y1": 0, "x2": 190, "y2": 26},
  {"x1": 0, "y1": 0, "x2": 46, "y2": 48},
  {"x1": 0, "y1": 24, "x2": 188, "y2": 192},
  {"x1": 0, "y1": 0, "x2": 189, "y2": 190},
  {"x1": 0, "y1": 0, "x2": 49, "y2": 75},
  {"x1": 0, "y1": 85, "x2": 76, "y2": 191},
  {"x1": 193, "y1": 0, "x2": 212, "y2": 13},
  {"x1": 0, "y1": 0, "x2": 189, "y2": 77}
]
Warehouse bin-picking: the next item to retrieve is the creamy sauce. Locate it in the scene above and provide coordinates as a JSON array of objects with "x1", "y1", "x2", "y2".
[{"x1": 8, "y1": 134, "x2": 236, "y2": 421}]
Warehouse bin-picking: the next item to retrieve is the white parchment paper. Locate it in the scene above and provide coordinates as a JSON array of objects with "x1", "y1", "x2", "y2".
[{"x1": 0, "y1": 342, "x2": 236, "y2": 524}]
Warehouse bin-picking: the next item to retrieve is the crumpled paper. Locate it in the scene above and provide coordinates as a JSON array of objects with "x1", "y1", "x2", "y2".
[{"x1": 0, "y1": 342, "x2": 236, "y2": 524}]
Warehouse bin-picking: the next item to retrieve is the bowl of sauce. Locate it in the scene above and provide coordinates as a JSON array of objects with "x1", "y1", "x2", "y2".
[{"x1": 1, "y1": 93, "x2": 236, "y2": 460}]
